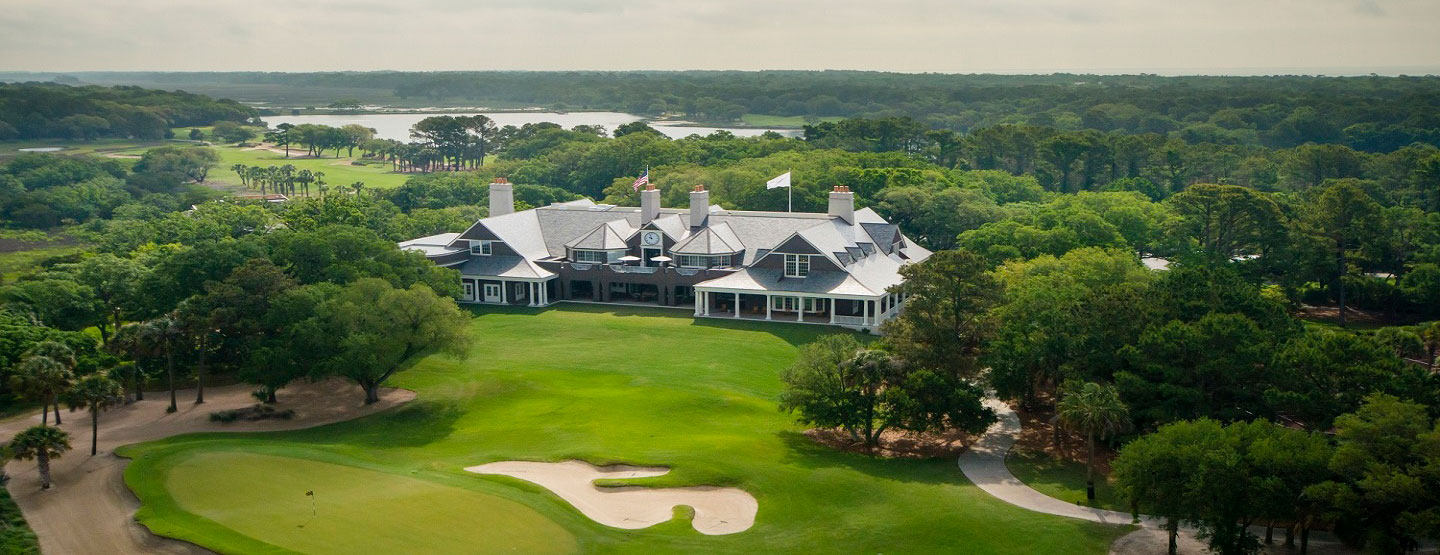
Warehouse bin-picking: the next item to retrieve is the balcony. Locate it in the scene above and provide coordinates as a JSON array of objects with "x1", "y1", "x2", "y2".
[{"x1": 610, "y1": 265, "x2": 659, "y2": 274}]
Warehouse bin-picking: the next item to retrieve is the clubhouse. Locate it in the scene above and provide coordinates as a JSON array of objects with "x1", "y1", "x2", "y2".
[{"x1": 400, "y1": 179, "x2": 931, "y2": 329}]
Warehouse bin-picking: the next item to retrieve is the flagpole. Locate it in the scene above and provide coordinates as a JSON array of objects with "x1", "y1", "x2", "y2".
[{"x1": 787, "y1": 168, "x2": 792, "y2": 212}]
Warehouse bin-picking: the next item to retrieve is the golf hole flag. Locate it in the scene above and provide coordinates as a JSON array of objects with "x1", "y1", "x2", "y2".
[{"x1": 767, "y1": 172, "x2": 792, "y2": 189}]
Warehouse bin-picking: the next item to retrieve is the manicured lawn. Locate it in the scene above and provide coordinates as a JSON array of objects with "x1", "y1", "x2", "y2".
[
  {"x1": 1006, "y1": 449, "x2": 1127, "y2": 513},
  {"x1": 159, "y1": 452, "x2": 576, "y2": 555},
  {"x1": 739, "y1": 114, "x2": 843, "y2": 127},
  {"x1": 202, "y1": 145, "x2": 414, "y2": 190},
  {"x1": 120, "y1": 305, "x2": 1131, "y2": 554}
]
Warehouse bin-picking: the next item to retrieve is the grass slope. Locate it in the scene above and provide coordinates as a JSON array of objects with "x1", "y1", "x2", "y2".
[
  {"x1": 1005, "y1": 450, "x2": 1126, "y2": 513},
  {"x1": 0, "y1": 486, "x2": 38, "y2": 555},
  {"x1": 122, "y1": 305, "x2": 1130, "y2": 554}
]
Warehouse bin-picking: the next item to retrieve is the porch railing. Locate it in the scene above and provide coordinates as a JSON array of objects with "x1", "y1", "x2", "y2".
[
  {"x1": 832, "y1": 315, "x2": 869, "y2": 327},
  {"x1": 610, "y1": 265, "x2": 659, "y2": 274}
]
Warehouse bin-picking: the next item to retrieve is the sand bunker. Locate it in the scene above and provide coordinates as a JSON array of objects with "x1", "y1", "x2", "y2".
[{"x1": 465, "y1": 460, "x2": 757, "y2": 535}]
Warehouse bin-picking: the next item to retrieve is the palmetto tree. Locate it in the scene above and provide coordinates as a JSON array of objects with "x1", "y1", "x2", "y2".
[
  {"x1": 10, "y1": 351, "x2": 75, "y2": 426},
  {"x1": 231, "y1": 163, "x2": 249, "y2": 187},
  {"x1": 66, "y1": 374, "x2": 124, "y2": 455},
  {"x1": 1056, "y1": 381, "x2": 1131, "y2": 502},
  {"x1": 9, "y1": 426, "x2": 71, "y2": 489},
  {"x1": 295, "y1": 169, "x2": 314, "y2": 197},
  {"x1": 137, "y1": 315, "x2": 183, "y2": 413}
]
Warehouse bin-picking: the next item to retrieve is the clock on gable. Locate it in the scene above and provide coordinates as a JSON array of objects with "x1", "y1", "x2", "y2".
[{"x1": 641, "y1": 231, "x2": 662, "y2": 246}]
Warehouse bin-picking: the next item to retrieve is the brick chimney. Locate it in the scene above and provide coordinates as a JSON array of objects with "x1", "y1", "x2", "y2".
[
  {"x1": 640, "y1": 183, "x2": 660, "y2": 225},
  {"x1": 490, "y1": 177, "x2": 514, "y2": 217},
  {"x1": 828, "y1": 185, "x2": 855, "y2": 225},
  {"x1": 689, "y1": 185, "x2": 710, "y2": 228}
]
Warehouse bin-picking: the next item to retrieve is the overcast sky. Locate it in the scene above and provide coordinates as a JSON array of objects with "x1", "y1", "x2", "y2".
[{"x1": 2, "y1": 0, "x2": 1437, "y2": 75}]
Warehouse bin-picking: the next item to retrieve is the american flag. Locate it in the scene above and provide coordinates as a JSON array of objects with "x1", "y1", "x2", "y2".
[{"x1": 631, "y1": 168, "x2": 649, "y2": 191}]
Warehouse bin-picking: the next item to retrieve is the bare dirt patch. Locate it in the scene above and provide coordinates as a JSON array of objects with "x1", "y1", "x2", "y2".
[
  {"x1": 802, "y1": 427, "x2": 978, "y2": 459},
  {"x1": 1013, "y1": 404, "x2": 1116, "y2": 473},
  {"x1": 0, "y1": 379, "x2": 415, "y2": 555}
]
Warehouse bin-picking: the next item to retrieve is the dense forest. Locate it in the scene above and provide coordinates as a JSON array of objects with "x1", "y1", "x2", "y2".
[
  {"x1": 0, "y1": 83, "x2": 258, "y2": 141},
  {"x1": 6, "y1": 71, "x2": 1438, "y2": 151}
]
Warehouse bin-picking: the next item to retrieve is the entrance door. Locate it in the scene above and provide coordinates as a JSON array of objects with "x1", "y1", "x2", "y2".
[
  {"x1": 482, "y1": 283, "x2": 502, "y2": 303},
  {"x1": 463, "y1": 282, "x2": 476, "y2": 302}
]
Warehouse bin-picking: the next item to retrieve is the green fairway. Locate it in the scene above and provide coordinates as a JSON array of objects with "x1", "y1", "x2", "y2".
[
  {"x1": 3, "y1": 136, "x2": 417, "y2": 190},
  {"x1": 203, "y1": 145, "x2": 414, "y2": 190},
  {"x1": 120, "y1": 305, "x2": 1130, "y2": 554},
  {"x1": 1006, "y1": 450, "x2": 1126, "y2": 513},
  {"x1": 739, "y1": 114, "x2": 843, "y2": 127},
  {"x1": 162, "y1": 452, "x2": 576, "y2": 554}
]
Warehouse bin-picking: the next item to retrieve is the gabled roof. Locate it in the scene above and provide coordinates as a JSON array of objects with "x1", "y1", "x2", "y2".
[
  {"x1": 648, "y1": 213, "x2": 690, "y2": 242},
  {"x1": 449, "y1": 210, "x2": 550, "y2": 260},
  {"x1": 399, "y1": 233, "x2": 463, "y2": 256},
  {"x1": 565, "y1": 219, "x2": 634, "y2": 250},
  {"x1": 457, "y1": 255, "x2": 554, "y2": 279},
  {"x1": 670, "y1": 222, "x2": 743, "y2": 255}
]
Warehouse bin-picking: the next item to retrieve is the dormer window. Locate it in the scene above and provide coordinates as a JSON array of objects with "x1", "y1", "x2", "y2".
[
  {"x1": 471, "y1": 240, "x2": 493, "y2": 256},
  {"x1": 784, "y1": 254, "x2": 810, "y2": 278}
]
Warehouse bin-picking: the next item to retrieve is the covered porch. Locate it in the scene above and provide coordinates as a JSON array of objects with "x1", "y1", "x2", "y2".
[
  {"x1": 461, "y1": 276, "x2": 558, "y2": 307},
  {"x1": 692, "y1": 288, "x2": 907, "y2": 329}
]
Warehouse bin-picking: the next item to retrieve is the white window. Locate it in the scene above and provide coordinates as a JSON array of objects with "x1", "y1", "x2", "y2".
[
  {"x1": 573, "y1": 250, "x2": 608, "y2": 263},
  {"x1": 679, "y1": 255, "x2": 730, "y2": 269},
  {"x1": 772, "y1": 297, "x2": 820, "y2": 312},
  {"x1": 784, "y1": 254, "x2": 810, "y2": 278},
  {"x1": 471, "y1": 240, "x2": 493, "y2": 256}
]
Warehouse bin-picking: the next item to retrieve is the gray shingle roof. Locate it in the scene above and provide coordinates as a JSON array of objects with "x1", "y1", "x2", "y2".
[
  {"x1": 457, "y1": 255, "x2": 553, "y2": 279},
  {"x1": 671, "y1": 223, "x2": 743, "y2": 255},
  {"x1": 565, "y1": 219, "x2": 634, "y2": 250},
  {"x1": 415, "y1": 195, "x2": 930, "y2": 296}
]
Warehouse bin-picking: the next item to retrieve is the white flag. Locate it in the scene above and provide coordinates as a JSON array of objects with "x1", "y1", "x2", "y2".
[{"x1": 766, "y1": 171, "x2": 792, "y2": 189}]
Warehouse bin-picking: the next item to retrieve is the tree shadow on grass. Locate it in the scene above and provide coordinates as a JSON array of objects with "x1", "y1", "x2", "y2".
[
  {"x1": 287, "y1": 400, "x2": 465, "y2": 449},
  {"x1": 775, "y1": 429, "x2": 962, "y2": 485}
]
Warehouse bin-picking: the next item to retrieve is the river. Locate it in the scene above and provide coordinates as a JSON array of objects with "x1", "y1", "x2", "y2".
[{"x1": 261, "y1": 112, "x2": 802, "y2": 141}]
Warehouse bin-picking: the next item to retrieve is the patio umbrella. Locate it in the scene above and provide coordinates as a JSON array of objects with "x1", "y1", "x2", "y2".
[
  {"x1": 617, "y1": 255, "x2": 641, "y2": 262},
  {"x1": 649, "y1": 255, "x2": 673, "y2": 263}
]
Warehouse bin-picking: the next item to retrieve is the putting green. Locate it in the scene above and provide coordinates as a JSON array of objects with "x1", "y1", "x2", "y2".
[{"x1": 163, "y1": 452, "x2": 577, "y2": 554}]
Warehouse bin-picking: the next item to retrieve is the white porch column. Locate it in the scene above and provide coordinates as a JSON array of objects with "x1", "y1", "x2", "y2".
[
  {"x1": 796, "y1": 296, "x2": 803, "y2": 322},
  {"x1": 500, "y1": 280, "x2": 508, "y2": 304},
  {"x1": 703, "y1": 292, "x2": 710, "y2": 316},
  {"x1": 765, "y1": 294, "x2": 772, "y2": 320},
  {"x1": 829, "y1": 298, "x2": 837, "y2": 324},
  {"x1": 733, "y1": 293, "x2": 740, "y2": 318},
  {"x1": 694, "y1": 292, "x2": 702, "y2": 316},
  {"x1": 863, "y1": 298, "x2": 871, "y2": 325}
]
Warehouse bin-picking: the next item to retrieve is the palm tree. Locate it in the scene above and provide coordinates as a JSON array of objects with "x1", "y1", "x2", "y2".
[
  {"x1": 10, "y1": 354, "x2": 75, "y2": 425},
  {"x1": 1056, "y1": 381, "x2": 1131, "y2": 502},
  {"x1": 231, "y1": 164, "x2": 248, "y2": 187},
  {"x1": 137, "y1": 315, "x2": 182, "y2": 413},
  {"x1": 9, "y1": 426, "x2": 71, "y2": 489},
  {"x1": 295, "y1": 169, "x2": 314, "y2": 197},
  {"x1": 66, "y1": 375, "x2": 124, "y2": 455}
]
